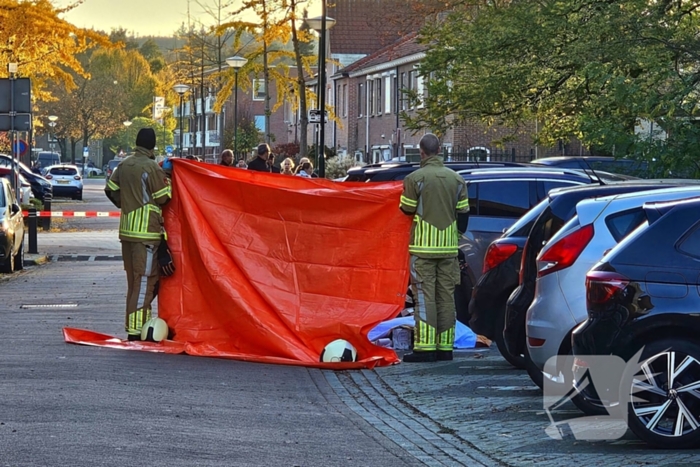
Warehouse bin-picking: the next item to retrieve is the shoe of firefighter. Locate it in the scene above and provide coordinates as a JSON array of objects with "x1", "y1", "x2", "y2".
[
  {"x1": 437, "y1": 350, "x2": 453, "y2": 361},
  {"x1": 403, "y1": 351, "x2": 437, "y2": 363},
  {"x1": 127, "y1": 334, "x2": 142, "y2": 342}
]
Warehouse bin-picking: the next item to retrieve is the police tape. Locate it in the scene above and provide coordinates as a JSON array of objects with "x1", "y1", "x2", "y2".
[{"x1": 22, "y1": 211, "x2": 120, "y2": 218}]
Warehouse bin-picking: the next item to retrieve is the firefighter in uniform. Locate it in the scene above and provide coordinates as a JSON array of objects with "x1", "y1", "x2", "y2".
[
  {"x1": 399, "y1": 133, "x2": 470, "y2": 362},
  {"x1": 105, "y1": 128, "x2": 172, "y2": 341}
]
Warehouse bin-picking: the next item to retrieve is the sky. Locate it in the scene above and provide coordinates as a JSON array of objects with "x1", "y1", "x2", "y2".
[{"x1": 54, "y1": 0, "x2": 321, "y2": 37}]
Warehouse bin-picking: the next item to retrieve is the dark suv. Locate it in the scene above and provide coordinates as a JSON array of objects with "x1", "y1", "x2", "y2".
[{"x1": 573, "y1": 196, "x2": 700, "y2": 448}]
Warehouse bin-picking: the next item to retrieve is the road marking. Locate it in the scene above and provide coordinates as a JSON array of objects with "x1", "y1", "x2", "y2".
[
  {"x1": 20, "y1": 303, "x2": 78, "y2": 309},
  {"x1": 476, "y1": 386, "x2": 540, "y2": 391}
]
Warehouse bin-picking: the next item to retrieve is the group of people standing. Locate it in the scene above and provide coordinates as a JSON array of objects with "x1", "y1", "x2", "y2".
[{"x1": 219, "y1": 143, "x2": 317, "y2": 178}]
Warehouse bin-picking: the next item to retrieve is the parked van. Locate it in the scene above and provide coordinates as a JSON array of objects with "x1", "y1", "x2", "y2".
[{"x1": 36, "y1": 152, "x2": 61, "y2": 171}]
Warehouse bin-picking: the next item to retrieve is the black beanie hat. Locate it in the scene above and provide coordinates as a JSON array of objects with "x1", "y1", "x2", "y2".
[{"x1": 136, "y1": 128, "x2": 156, "y2": 150}]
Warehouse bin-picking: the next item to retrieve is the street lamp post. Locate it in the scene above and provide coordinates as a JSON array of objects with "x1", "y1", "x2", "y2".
[
  {"x1": 48, "y1": 115, "x2": 58, "y2": 155},
  {"x1": 306, "y1": 13, "x2": 336, "y2": 178},
  {"x1": 225, "y1": 56, "x2": 248, "y2": 162},
  {"x1": 173, "y1": 84, "x2": 190, "y2": 158}
]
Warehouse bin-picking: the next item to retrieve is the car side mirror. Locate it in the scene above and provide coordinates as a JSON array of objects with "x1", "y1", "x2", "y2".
[{"x1": 11, "y1": 203, "x2": 20, "y2": 215}]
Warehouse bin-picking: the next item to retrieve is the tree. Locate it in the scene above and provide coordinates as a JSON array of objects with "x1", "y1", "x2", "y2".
[
  {"x1": 44, "y1": 47, "x2": 158, "y2": 162},
  {"x1": 409, "y1": 0, "x2": 700, "y2": 176},
  {"x1": 111, "y1": 116, "x2": 172, "y2": 154},
  {"x1": 0, "y1": 0, "x2": 108, "y2": 97}
]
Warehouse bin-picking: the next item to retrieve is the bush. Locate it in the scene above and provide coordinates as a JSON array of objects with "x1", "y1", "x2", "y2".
[{"x1": 325, "y1": 155, "x2": 364, "y2": 180}]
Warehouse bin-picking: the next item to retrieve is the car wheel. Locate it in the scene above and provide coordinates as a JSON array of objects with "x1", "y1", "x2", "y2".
[
  {"x1": 13, "y1": 241, "x2": 23, "y2": 271},
  {"x1": 495, "y1": 310, "x2": 526, "y2": 369},
  {"x1": 76, "y1": 191, "x2": 83, "y2": 201},
  {"x1": 0, "y1": 249, "x2": 14, "y2": 273},
  {"x1": 621, "y1": 338, "x2": 700, "y2": 448}
]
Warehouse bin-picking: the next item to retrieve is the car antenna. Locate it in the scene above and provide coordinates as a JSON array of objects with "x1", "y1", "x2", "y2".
[{"x1": 580, "y1": 158, "x2": 605, "y2": 186}]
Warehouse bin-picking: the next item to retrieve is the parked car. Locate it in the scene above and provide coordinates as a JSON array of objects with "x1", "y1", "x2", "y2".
[
  {"x1": 0, "y1": 167, "x2": 34, "y2": 205},
  {"x1": 0, "y1": 177, "x2": 24, "y2": 273},
  {"x1": 80, "y1": 160, "x2": 103, "y2": 177},
  {"x1": 105, "y1": 157, "x2": 126, "y2": 180},
  {"x1": 527, "y1": 185, "x2": 700, "y2": 401},
  {"x1": 531, "y1": 156, "x2": 652, "y2": 178},
  {"x1": 344, "y1": 160, "x2": 527, "y2": 183},
  {"x1": 0, "y1": 154, "x2": 52, "y2": 202},
  {"x1": 572, "y1": 196, "x2": 700, "y2": 448},
  {"x1": 44, "y1": 164, "x2": 83, "y2": 200},
  {"x1": 470, "y1": 180, "x2": 691, "y2": 368},
  {"x1": 35, "y1": 151, "x2": 61, "y2": 171}
]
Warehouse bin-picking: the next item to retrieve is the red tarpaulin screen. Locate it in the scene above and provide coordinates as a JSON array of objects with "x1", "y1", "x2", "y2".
[{"x1": 65, "y1": 160, "x2": 412, "y2": 369}]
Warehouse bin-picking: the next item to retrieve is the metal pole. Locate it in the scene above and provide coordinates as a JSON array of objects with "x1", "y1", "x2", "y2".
[
  {"x1": 28, "y1": 207, "x2": 38, "y2": 254},
  {"x1": 233, "y1": 70, "x2": 239, "y2": 161},
  {"x1": 179, "y1": 95, "x2": 184, "y2": 157},
  {"x1": 318, "y1": 5, "x2": 327, "y2": 178}
]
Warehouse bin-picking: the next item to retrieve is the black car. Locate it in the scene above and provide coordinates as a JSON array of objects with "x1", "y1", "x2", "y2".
[
  {"x1": 494, "y1": 180, "x2": 700, "y2": 369},
  {"x1": 572, "y1": 196, "x2": 700, "y2": 448},
  {"x1": 0, "y1": 177, "x2": 24, "y2": 273},
  {"x1": 345, "y1": 160, "x2": 527, "y2": 182},
  {"x1": 0, "y1": 154, "x2": 52, "y2": 202}
]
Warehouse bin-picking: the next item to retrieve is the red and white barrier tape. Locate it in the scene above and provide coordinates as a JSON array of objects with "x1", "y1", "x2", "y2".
[{"x1": 22, "y1": 211, "x2": 120, "y2": 218}]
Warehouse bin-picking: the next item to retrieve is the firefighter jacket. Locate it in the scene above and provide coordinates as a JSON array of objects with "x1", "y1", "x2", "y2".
[
  {"x1": 105, "y1": 147, "x2": 172, "y2": 243},
  {"x1": 399, "y1": 156, "x2": 469, "y2": 259}
]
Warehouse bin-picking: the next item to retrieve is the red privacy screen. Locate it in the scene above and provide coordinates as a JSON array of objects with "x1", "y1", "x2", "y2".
[{"x1": 153, "y1": 159, "x2": 411, "y2": 368}]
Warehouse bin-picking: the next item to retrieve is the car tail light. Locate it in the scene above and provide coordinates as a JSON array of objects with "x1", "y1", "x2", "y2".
[
  {"x1": 586, "y1": 270, "x2": 629, "y2": 306},
  {"x1": 528, "y1": 337, "x2": 546, "y2": 347},
  {"x1": 537, "y1": 224, "x2": 594, "y2": 278},
  {"x1": 45, "y1": 174, "x2": 52, "y2": 179},
  {"x1": 482, "y1": 243, "x2": 518, "y2": 274},
  {"x1": 74, "y1": 175, "x2": 81, "y2": 180}
]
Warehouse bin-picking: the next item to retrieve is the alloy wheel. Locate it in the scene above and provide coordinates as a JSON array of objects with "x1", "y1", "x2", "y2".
[{"x1": 629, "y1": 350, "x2": 700, "y2": 439}]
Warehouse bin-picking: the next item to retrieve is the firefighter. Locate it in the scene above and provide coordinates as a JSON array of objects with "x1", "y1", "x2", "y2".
[
  {"x1": 105, "y1": 128, "x2": 172, "y2": 341},
  {"x1": 399, "y1": 133, "x2": 470, "y2": 362}
]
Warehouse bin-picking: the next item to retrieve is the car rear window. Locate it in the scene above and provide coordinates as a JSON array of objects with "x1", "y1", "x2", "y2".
[
  {"x1": 605, "y1": 208, "x2": 647, "y2": 242},
  {"x1": 50, "y1": 167, "x2": 77, "y2": 176},
  {"x1": 504, "y1": 198, "x2": 549, "y2": 237},
  {"x1": 0, "y1": 184, "x2": 5, "y2": 206},
  {"x1": 677, "y1": 223, "x2": 700, "y2": 259},
  {"x1": 476, "y1": 181, "x2": 531, "y2": 217}
]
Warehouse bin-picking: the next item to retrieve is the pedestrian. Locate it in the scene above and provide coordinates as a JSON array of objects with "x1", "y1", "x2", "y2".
[
  {"x1": 296, "y1": 161, "x2": 313, "y2": 178},
  {"x1": 248, "y1": 143, "x2": 275, "y2": 172},
  {"x1": 236, "y1": 159, "x2": 248, "y2": 169},
  {"x1": 219, "y1": 149, "x2": 234, "y2": 167},
  {"x1": 298, "y1": 157, "x2": 319, "y2": 177},
  {"x1": 105, "y1": 128, "x2": 174, "y2": 341},
  {"x1": 281, "y1": 157, "x2": 295, "y2": 175},
  {"x1": 266, "y1": 151, "x2": 280, "y2": 173},
  {"x1": 399, "y1": 133, "x2": 470, "y2": 362}
]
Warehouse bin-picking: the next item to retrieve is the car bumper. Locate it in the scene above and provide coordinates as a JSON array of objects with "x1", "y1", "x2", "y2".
[
  {"x1": 51, "y1": 185, "x2": 82, "y2": 197},
  {"x1": 526, "y1": 273, "x2": 578, "y2": 370}
]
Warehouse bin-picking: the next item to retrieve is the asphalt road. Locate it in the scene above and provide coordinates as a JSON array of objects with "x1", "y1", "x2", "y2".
[
  {"x1": 48, "y1": 178, "x2": 119, "y2": 231},
  {"x1": 0, "y1": 262, "x2": 422, "y2": 467}
]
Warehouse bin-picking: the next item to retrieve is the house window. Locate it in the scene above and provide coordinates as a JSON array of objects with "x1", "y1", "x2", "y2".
[
  {"x1": 254, "y1": 115, "x2": 265, "y2": 132},
  {"x1": 394, "y1": 75, "x2": 398, "y2": 114},
  {"x1": 358, "y1": 83, "x2": 364, "y2": 117},
  {"x1": 375, "y1": 78, "x2": 382, "y2": 115},
  {"x1": 408, "y1": 70, "x2": 416, "y2": 109},
  {"x1": 384, "y1": 76, "x2": 391, "y2": 114},
  {"x1": 400, "y1": 72, "x2": 407, "y2": 111},
  {"x1": 342, "y1": 84, "x2": 347, "y2": 117},
  {"x1": 253, "y1": 79, "x2": 266, "y2": 101},
  {"x1": 416, "y1": 75, "x2": 424, "y2": 108},
  {"x1": 368, "y1": 79, "x2": 374, "y2": 115}
]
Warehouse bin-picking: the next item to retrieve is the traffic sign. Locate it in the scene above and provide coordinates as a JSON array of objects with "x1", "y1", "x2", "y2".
[
  {"x1": 12, "y1": 139, "x2": 27, "y2": 156},
  {"x1": 83, "y1": 147, "x2": 89, "y2": 159},
  {"x1": 308, "y1": 109, "x2": 328, "y2": 124}
]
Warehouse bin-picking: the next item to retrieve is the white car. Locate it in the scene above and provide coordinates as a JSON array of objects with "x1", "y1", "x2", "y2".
[
  {"x1": 526, "y1": 185, "x2": 700, "y2": 382},
  {"x1": 44, "y1": 164, "x2": 83, "y2": 200},
  {"x1": 79, "y1": 165, "x2": 103, "y2": 177}
]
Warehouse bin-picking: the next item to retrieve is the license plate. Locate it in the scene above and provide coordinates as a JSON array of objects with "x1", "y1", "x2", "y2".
[{"x1": 57, "y1": 180, "x2": 69, "y2": 184}]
